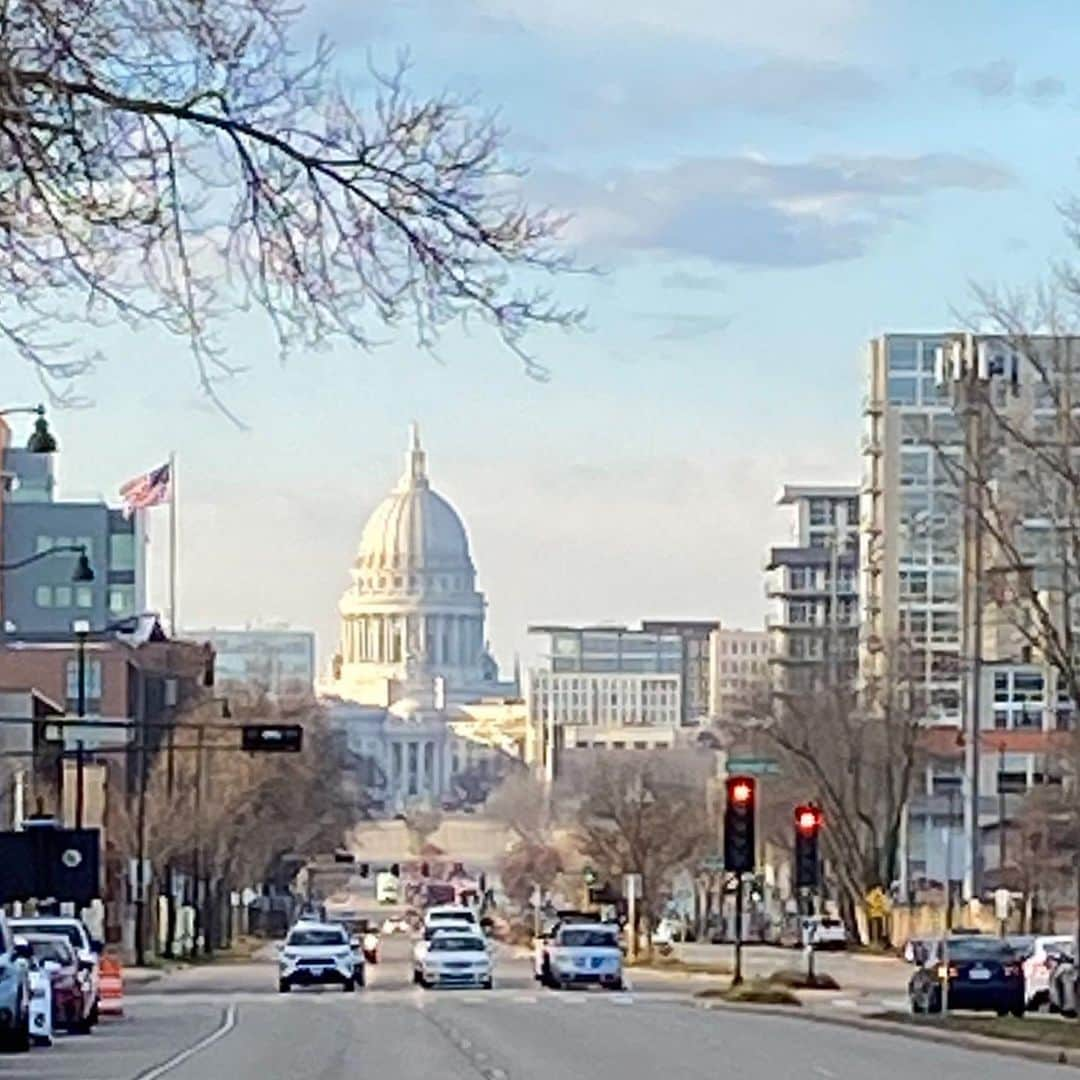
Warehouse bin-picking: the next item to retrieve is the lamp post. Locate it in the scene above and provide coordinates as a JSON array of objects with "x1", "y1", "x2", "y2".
[
  {"x1": 0, "y1": 404, "x2": 58, "y2": 453},
  {"x1": 0, "y1": 544, "x2": 95, "y2": 582},
  {"x1": 72, "y1": 618, "x2": 90, "y2": 830}
]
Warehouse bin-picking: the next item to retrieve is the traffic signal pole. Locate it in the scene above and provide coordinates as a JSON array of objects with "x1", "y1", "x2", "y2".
[{"x1": 733, "y1": 873, "x2": 744, "y2": 986}]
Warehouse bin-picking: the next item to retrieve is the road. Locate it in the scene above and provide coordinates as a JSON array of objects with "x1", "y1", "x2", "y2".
[{"x1": 1, "y1": 938, "x2": 1063, "y2": 1080}]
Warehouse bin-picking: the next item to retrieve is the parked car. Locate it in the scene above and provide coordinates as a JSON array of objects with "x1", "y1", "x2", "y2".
[
  {"x1": 800, "y1": 916, "x2": 847, "y2": 950},
  {"x1": 909, "y1": 937, "x2": 1025, "y2": 1016},
  {"x1": 10, "y1": 917, "x2": 101, "y2": 1025},
  {"x1": 1018, "y1": 935, "x2": 1073, "y2": 1010},
  {"x1": 423, "y1": 905, "x2": 480, "y2": 933},
  {"x1": 278, "y1": 921, "x2": 363, "y2": 992},
  {"x1": 536, "y1": 922, "x2": 624, "y2": 991},
  {"x1": 0, "y1": 913, "x2": 31, "y2": 1053},
  {"x1": 23, "y1": 934, "x2": 93, "y2": 1033}
]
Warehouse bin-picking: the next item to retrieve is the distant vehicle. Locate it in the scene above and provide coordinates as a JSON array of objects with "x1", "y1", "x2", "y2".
[
  {"x1": 415, "y1": 931, "x2": 493, "y2": 989},
  {"x1": 908, "y1": 937, "x2": 1025, "y2": 1016},
  {"x1": 536, "y1": 923, "x2": 623, "y2": 991},
  {"x1": 10, "y1": 916, "x2": 101, "y2": 1024},
  {"x1": 22, "y1": 934, "x2": 93, "y2": 1034},
  {"x1": 381, "y1": 916, "x2": 409, "y2": 936},
  {"x1": 800, "y1": 916, "x2": 847, "y2": 950},
  {"x1": 362, "y1": 930, "x2": 380, "y2": 964},
  {"x1": 14, "y1": 936, "x2": 53, "y2": 1047},
  {"x1": 423, "y1": 905, "x2": 480, "y2": 932},
  {"x1": 1019, "y1": 935, "x2": 1073, "y2": 1010},
  {"x1": 375, "y1": 871, "x2": 399, "y2": 905},
  {"x1": 425, "y1": 882, "x2": 458, "y2": 907},
  {"x1": 412, "y1": 921, "x2": 473, "y2": 973},
  {"x1": 0, "y1": 913, "x2": 31, "y2": 1052},
  {"x1": 278, "y1": 921, "x2": 363, "y2": 993}
]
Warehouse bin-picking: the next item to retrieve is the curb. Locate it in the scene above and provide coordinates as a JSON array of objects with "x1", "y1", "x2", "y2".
[{"x1": 694, "y1": 998, "x2": 1078, "y2": 1069}]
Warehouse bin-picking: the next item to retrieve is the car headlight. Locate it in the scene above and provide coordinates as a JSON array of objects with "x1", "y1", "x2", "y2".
[{"x1": 0, "y1": 962, "x2": 16, "y2": 984}]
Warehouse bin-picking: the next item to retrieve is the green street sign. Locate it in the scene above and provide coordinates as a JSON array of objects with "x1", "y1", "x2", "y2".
[
  {"x1": 699, "y1": 855, "x2": 725, "y2": 873},
  {"x1": 726, "y1": 756, "x2": 779, "y2": 776}
]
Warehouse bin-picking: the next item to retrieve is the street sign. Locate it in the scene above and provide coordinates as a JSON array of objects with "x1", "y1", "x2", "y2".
[
  {"x1": 726, "y1": 756, "x2": 780, "y2": 776},
  {"x1": 994, "y1": 888, "x2": 1011, "y2": 922},
  {"x1": 699, "y1": 855, "x2": 725, "y2": 873}
]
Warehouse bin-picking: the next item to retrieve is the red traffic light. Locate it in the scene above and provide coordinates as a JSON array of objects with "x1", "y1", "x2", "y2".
[
  {"x1": 728, "y1": 776, "x2": 755, "y2": 805},
  {"x1": 795, "y1": 805, "x2": 822, "y2": 834}
]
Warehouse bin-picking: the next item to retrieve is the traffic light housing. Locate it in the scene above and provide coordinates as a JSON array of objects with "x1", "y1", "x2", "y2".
[
  {"x1": 794, "y1": 804, "x2": 823, "y2": 889},
  {"x1": 240, "y1": 724, "x2": 303, "y2": 753},
  {"x1": 723, "y1": 775, "x2": 757, "y2": 874}
]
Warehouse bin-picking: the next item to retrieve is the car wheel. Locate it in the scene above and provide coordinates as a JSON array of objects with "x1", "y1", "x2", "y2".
[
  {"x1": 278, "y1": 979, "x2": 291, "y2": 994},
  {"x1": 355, "y1": 968, "x2": 366, "y2": 988},
  {"x1": 0, "y1": 1015, "x2": 30, "y2": 1054},
  {"x1": 342, "y1": 978, "x2": 355, "y2": 993},
  {"x1": 88, "y1": 999, "x2": 99, "y2": 1025},
  {"x1": 482, "y1": 978, "x2": 493, "y2": 990},
  {"x1": 1010, "y1": 1003, "x2": 1025, "y2": 1019},
  {"x1": 995, "y1": 1005, "x2": 1009, "y2": 1017},
  {"x1": 927, "y1": 988, "x2": 942, "y2": 1015}
]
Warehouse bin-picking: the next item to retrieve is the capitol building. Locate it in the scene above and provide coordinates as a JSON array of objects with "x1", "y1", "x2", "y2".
[{"x1": 320, "y1": 426, "x2": 519, "y2": 810}]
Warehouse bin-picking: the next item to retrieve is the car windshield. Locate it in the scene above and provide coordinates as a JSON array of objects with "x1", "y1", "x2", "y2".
[
  {"x1": 425, "y1": 924, "x2": 469, "y2": 941},
  {"x1": 945, "y1": 938, "x2": 1018, "y2": 962},
  {"x1": 26, "y1": 938, "x2": 74, "y2": 965},
  {"x1": 559, "y1": 929, "x2": 618, "y2": 948},
  {"x1": 429, "y1": 936, "x2": 483, "y2": 952},
  {"x1": 287, "y1": 928, "x2": 347, "y2": 947},
  {"x1": 12, "y1": 922, "x2": 84, "y2": 950}
]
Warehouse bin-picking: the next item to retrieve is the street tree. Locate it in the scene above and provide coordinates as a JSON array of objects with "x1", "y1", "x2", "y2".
[
  {"x1": 574, "y1": 752, "x2": 714, "y2": 944},
  {"x1": 744, "y1": 648, "x2": 925, "y2": 935},
  {"x1": 0, "y1": 0, "x2": 579, "y2": 408}
]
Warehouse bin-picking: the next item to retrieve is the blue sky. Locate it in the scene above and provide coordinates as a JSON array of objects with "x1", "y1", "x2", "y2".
[{"x1": 6, "y1": 0, "x2": 1080, "y2": 669}]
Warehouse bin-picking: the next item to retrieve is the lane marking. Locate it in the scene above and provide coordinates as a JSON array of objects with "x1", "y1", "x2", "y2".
[{"x1": 134, "y1": 1004, "x2": 238, "y2": 1080}]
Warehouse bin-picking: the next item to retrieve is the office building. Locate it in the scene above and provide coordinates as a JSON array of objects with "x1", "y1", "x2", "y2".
[
  {"x1": 641, "y1": 619, "x2": 719, "y2": 725},
  {"x1": 188, "y1": 626, "x2": 316, "y2": 701},
  {"x1": 707, "y1": 626, "x2": 770, "y2": 723},
  {"x1": 0, "y1": 416, "x2": 143, "y2": 636},
  {"x1": 527, "y1": 624, "x2": 684, "y2": 761},
  {"x1": 766, "y1": 485, "x2": 859, "y2": 694}
]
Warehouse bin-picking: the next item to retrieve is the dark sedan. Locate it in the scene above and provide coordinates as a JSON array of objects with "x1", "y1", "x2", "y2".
[{"x1": 909, "y1": 937, "x2": 1025, "y2": 1017}]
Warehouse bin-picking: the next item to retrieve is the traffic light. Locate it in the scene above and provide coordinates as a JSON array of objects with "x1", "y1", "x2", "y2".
[
  {"x1": 723, "y1": 775, "x2": 756, "y2": 874},
  {"x1": 794, "y1": 804, "x2": 823, "y2": 889},
  {"x1": 389, "y1": 863, "x2": 400, "y2": 877},
  {"x1": 240, "y1": 724, "x2": 303, "y2": 753}
]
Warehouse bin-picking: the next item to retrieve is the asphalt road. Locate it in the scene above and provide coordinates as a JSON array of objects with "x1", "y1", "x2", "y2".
[{"x1": 1, "y1": 938, "x2": 1065, "y2": 1080}]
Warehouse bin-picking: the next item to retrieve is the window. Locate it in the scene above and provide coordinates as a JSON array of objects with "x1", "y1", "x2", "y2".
[
  {"x1": 65, "y1": 658, "x2": 103, "y2": 709},
  {"x1": 75, "y1": 587, "x2": 93, "y2": 608},
  {"x1": 809, "y1": 500, "x2": 831, "y2": 527},
  {"x1": 108, "y1": 532, "x2": 136, "y2": 572},
  {"x1": 900, "y1": 415, "x2": 929, "y2": 444},
  {"x1": 887, "y1": 376, "x2": 917, "y2": 405},
  {"x1": 900, "y1": 451, "x2": 929, "y2": 487},
  {"x1": 888, "y1": 340, "x2": 918, "y2": 371},
  {"x1": 899, "y1": 570, "x2": 928, "y2": 599},
  {"x1": 790, "y1": 566, "x2": 812, "y2": 590},
  {"x1": 931, "y1": 571, "x2": 958, "y2": 602},
  {"x1": 53, "y1": 585, "x2": 72, "y2": 608},
  {"x1": 789, "y1": 602, "x2": 814, "y2": 625},
  {"x1": 35, "y1": 535, "x2": 53, "y2": 554},
  {"x1": 35, "y1": 585, "x2": 52, "y2": 607}
]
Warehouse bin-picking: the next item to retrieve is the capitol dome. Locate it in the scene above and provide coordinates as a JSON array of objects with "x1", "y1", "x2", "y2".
[
  {"x1": 355, "y1": 424, "x2": 473, "y2": 579},
  {"x1": 333, "y1": 424, "x2": 491, "y2": 703}
]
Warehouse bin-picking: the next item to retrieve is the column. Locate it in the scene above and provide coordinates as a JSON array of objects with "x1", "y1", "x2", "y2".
[
  {"x1": 448, "y1": 616, "x2": 459, "y2": 667},
  {"x1": 417, "y1": 739, "x2": 427, "y2": 793}
]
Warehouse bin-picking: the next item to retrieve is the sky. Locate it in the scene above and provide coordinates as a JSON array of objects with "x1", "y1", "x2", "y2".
[{"x1": 6, "y1": 0, "x2": 1080, "y2": 671}]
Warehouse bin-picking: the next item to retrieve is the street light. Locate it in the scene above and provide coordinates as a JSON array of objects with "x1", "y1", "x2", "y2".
[
  {"x1": 0, "y1": 544, "x2": 95, "y2": 582},
  {"x1": 0, "y1": 404, "x2": 57, "y2": 453}
]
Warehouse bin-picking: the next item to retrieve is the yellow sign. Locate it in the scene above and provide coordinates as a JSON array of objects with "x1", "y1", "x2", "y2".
[{"x1": 865, "y1": 887, "x2": 889, "y2": 919}]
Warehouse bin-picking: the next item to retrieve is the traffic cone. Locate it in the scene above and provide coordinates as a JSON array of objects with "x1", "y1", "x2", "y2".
[{"x1": 98, "y1": 955, "x2": 124, "y2": 1017}]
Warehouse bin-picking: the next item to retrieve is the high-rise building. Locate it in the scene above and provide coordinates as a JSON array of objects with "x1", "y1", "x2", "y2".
[
  {"x1": 707, "y1": 626, "x2": 770, "y2": 723},
  {"x1": 641, "y1": 619, "x2": 718, "y2": 725},
  {"x1": 527, "y1": 624, "x2": 684, "y2": 760},
  {"x1": 766, "y1": 485, "x2": 859, "y2": 694},
  {"x1": 0, "y1": 417, "x2": 144, "y2": 637}
]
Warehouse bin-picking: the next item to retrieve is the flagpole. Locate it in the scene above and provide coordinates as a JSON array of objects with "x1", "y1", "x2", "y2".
[{"x1": 169, "y1": 450, "x2": 178, "y2": 637}]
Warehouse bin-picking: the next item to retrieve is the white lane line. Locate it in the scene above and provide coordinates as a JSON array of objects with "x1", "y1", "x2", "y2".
[
  {"x1": 135, "y1": 1004, "x2": 238, "y2": 1080},
  {"x1": 813, "y1": 1068, "x2": 837, "y2": 1079}
]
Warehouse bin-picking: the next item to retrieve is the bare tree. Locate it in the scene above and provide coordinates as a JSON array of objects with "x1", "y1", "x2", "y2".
[
  {"x1": 0, "y1": 0, "x2": 579, "y2": 409},
  {"x1": 746, "y1": 646, "x2": 925, "y2": 934},
  {"x1": 403, "y1": 806, "x2": 442, "y2": 856},
  {"x1": 574, "y1": 753, "x2": 713, "y2": 940}
]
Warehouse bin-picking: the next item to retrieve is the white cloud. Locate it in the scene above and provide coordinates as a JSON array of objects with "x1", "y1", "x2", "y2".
[
  {"x1": 467, "y1": 0, "x2": 867, "y2": 58},
  {"x1": 536, "y1": 152, "x2": 1015, "y2": 269}
]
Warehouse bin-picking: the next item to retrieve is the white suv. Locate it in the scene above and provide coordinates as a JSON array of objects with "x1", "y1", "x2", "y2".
[{"x1": 278, "y1": 922, "x2": 362, "y2": 993}]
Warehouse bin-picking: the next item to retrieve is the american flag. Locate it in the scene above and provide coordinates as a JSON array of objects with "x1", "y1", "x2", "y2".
[{"x1": 119, "y1": 462, "x2": 171, "y2": 517}]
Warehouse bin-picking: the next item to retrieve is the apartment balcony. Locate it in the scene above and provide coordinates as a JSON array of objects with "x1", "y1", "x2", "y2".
[{"x1": 860, "y1": 433, "x2": 883, "y2": 456}]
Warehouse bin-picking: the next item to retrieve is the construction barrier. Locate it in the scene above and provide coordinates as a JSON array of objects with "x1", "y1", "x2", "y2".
[{"x1": 98, "y1": 955, "x2": 124, "y2": 1017}]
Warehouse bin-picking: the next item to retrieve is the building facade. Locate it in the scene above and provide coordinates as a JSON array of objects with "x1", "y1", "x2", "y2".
[
  {"x1": 527, "y1": 625, "x2": 684, "y2": 764},
  {"x1": 319, "y1": 427, "x2": 513, "y2": 812},
  {"x1": 766, "y1": 485, "x2": 859, "y2": 694},
  {"x1": 0, "y1": 419, "x2": 143, "y2": 636},
  {"x1": 186, "y1": 626, "x2": 316, "y2": 702},
  {"x1": 707, "y1": 626, "x2": 770, "y2": 723},
  {"x1": 641, "y1": 620, "x2": 718, "y2": 726}
]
